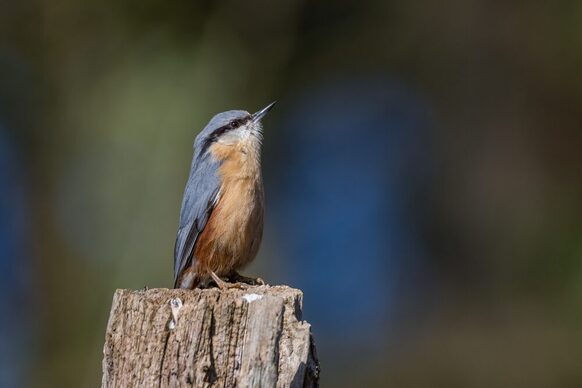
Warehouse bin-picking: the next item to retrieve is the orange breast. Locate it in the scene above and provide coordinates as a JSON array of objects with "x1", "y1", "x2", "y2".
[{"x1": 194, "y1": 140, "x2": 264, "y2": 275}]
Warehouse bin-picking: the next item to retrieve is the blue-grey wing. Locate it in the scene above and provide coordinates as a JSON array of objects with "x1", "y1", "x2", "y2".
[{"x1": 173, "y1": 154, "x2": 221, "y2": 286}]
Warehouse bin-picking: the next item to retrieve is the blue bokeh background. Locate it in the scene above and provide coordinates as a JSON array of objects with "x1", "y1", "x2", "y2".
[{"x1": 1, "y1": 1, "x2": 582, "y2": 386}]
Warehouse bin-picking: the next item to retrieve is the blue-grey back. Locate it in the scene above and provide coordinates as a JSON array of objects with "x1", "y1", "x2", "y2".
[
  {"x1": 174, "y1": 109, "x2": 251, "y2": 284},
  {"x1": 178, "y1": 151, "x2": 221, "y2": 228},
  {"x1": 174, "y1": 138, "x2": 222, "y2": 283}
]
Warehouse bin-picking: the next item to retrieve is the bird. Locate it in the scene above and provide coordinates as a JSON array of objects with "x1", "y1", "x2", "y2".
[{"x1": 173, "y1": 102, "x2": 276, "y2": 289}]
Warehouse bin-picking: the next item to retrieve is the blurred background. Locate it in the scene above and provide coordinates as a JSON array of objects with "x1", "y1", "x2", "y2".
[{"x1": 1, "y1": 1, "x2": 582, "y2": 387}]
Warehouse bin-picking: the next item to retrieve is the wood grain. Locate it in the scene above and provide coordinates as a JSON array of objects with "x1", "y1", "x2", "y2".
[{"x1": 101, "y1": 286, "x2": 319, "y2": 388}]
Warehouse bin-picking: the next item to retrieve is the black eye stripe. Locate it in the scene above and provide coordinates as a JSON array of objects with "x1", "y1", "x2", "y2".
[
  {"x1": 227, "y1": 117, "x2": 249, "y2": 129},
  {"x1": 217, "y1": 116, "x2": 249, "y2": 135},
  {"x1": 198, "y1": 115, "x2": 251, "y2": 157}
]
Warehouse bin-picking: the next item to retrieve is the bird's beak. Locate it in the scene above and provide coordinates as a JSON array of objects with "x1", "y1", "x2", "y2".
[{"x1": 252, "y1": 101, "x2": 277, "y2": 123}]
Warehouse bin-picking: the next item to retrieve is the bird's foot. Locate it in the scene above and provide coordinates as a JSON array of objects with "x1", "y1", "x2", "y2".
[
  {"x1": 196, "y1": 276, "x2": 215, "y2": 289},
  {"x1": 210, "y1": 271, "x2": 247, "y2": 290},
  {"x1": 229, "y1": 271, "x2": 265, "y2": 286}
]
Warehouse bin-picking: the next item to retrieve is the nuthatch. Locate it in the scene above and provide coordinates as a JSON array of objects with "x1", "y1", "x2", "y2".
[{"x1": 173, "y1": 102, "x2": 276, "y2": 289}]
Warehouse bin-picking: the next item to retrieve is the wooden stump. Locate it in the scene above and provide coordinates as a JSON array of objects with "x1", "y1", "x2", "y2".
[{"x1": 101, "y1": 286, "x2": 319, "y2": 388}]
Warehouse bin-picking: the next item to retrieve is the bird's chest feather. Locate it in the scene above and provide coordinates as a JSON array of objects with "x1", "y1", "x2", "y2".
[
  {"x1": 214, "y1": 174, "x2": 264, "y2": 246},
  {"x1": 197, "y1": 141, "x2": 264, "y2": 272}
]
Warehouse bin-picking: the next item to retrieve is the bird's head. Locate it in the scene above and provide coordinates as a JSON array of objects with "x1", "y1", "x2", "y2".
[{"x1": 194, "y1": 102, "x2": 276, "y2": 158}]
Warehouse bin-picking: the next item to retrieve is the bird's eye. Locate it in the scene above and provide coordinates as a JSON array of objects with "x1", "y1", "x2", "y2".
[{"x1": 229, "y1": 120, "x2": 237, "y2": 128}]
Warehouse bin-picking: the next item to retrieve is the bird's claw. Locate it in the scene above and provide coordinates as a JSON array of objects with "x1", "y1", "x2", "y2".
[
  {"x1": 210, "y1": 271, "x2": 247, "y2": 290},
  {"x1": 230, "y1": 272, "x2": 265, "y2": 286}
]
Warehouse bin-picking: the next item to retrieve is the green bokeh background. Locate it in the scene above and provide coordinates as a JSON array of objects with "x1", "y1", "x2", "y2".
[{"x1": 1, "y1": 1, "x2": 582, "y2": 387}]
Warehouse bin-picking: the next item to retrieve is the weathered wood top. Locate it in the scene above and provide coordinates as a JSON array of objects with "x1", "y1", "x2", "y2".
[{"x1": 102, "y1": 286, "x2": 319, "y2": 388}]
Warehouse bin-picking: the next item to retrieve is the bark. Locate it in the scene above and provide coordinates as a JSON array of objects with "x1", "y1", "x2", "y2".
[{"x1": 101, "y1": 286, "x2": 319, "y2": 388}]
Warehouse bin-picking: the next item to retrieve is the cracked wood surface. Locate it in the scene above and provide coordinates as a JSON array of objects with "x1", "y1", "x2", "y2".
[{"x1": 101, "y1": 286, "x2": 319, "y2": 388}]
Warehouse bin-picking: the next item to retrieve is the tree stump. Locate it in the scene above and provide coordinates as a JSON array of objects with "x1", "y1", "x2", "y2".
[{"x1": 101, "y1": 286, "x2": 319, "y2": 388}]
